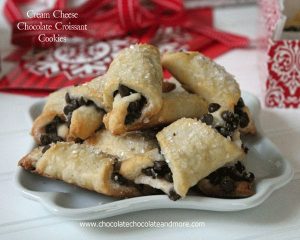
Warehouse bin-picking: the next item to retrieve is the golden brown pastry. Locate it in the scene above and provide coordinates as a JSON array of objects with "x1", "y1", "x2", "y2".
[
  {"x1": 103, "y1": 44, "x2": 163, "y2": 135},
  {"x1": 19, "y1": 142, "x2": 140, "y2": 198}
]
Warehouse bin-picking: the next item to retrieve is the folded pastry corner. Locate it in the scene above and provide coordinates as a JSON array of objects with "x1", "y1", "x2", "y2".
[
  {"x1": 103, "y1": 44, "x2": 163, "y2": 135},
  {"x1": 156, "y1": 118, "x2": 245, "y2": 198},
  {"x1": 162, "y1": 51, "x2": 240, "y2": 110},
  {"x1": 19, "y1": 142, "x2": 141, "y2": 198},
  {"x1": 31, "y1": 87, "x2": 71, "y2": 145},
  {"x1": 32, "y1": 76, "x2": 108, "y2": 145},
  {"x1": 63, "y1": 76, "x2": 108, "y2": 141},
  {"x1": 162, "y1": 51, "x2": 256, "y2": 135}
]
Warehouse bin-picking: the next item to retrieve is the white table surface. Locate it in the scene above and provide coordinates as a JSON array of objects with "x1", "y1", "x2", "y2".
[{"x1": 1, "y1": 3, "x2": 300, "y2": 240}]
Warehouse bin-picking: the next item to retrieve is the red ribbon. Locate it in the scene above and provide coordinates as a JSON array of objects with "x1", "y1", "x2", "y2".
[{"x1": 4, "y1": 0, "x2": 250, "y2": 48}]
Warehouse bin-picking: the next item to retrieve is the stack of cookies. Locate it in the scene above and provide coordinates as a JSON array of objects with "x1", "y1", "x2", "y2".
[{"x1": 19, "y1": 44, "x2": 256, "y2": 200}]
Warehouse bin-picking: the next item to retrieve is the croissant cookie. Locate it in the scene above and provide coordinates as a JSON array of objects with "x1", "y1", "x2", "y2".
[
  {"x1": 162, "y1": 51, "x2": 256, "y2": 135},
  {"x1": 32, "y1": 76, "x2": 108, "y2": 145}
]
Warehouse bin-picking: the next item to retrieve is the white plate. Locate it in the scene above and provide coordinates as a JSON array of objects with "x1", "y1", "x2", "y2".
[{"x1": 15, "y1": 92, "x2": 294, "y2": 220}]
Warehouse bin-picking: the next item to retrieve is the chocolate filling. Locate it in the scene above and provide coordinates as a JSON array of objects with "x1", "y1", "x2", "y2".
[
  {"x1": 200, "y1": 98, "x2": 250, "y2": 137},
  {"x1": 241, "y1": 144, "x2": 249, "y2": 154},
  {"x1": 234, "y1": 98, "x2": 250, "y2": 128},
  {"x1": 200, "y1": 113, "x2": 213, "y2": 126},
  {"x1": 111, "y1": 158, "x2": 136, "y2": 187},
  {"x1": 140, "y1": 159, "x2": 182, "y2": 201},
  {"x1": 40, "y1": 116, "x2": 65, "y2": 146},
  {"x1": 205, "y1": 161, "x2": 255, "y2": 194},
  {"x1": 111, "y1": 158, "x2": 163, "y2": 196},
  {"x1": 42, "y1": 144, "x2": 51, "y2": 153},
  {"x1": 208, "y1": 103, "x2": 221, "y2": 113},
  {"x1": 141, "y1": 160, "x2": 173, "y2": 183},
  {"x1": 64, "y1": 93, "x2": 105, "y2": 127},
  {"x1": 169, "y1": 189, "x2": 181, "y2": 201},
  {"x1": 114, "y1": 85, "x2": 147, "y2": 125},
  {"x1": 137, "y1": 185, "x2": 162, "y2": 196}
]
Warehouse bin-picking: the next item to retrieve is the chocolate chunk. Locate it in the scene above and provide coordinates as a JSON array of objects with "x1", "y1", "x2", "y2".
[
  {"x1": 125, "y1": 96, "x2": 147, "y2": 125},
  {"x1": 243, "y1": 172, "x2": 255, "y2": 182},
  {"x1": 71, "y1": 99, "x2": 79, "y2": 108},
  {"x1": 221, "y1": 111, "x2": 235, "y2": 122},
  {"x1": 216, "y1": 126, "x2": 231, "y2": 137},
  {"x1": 207, "y1": 170, "x2": 222, "y2": 185},
  {"x1": 66, "y1": 112, "x2": 72, "y2": 127},
  {"x1": 207, "y1": 162, "x2": 255, "y2": 186},
  {"x1": 51, "y1": 134, "x2": 63, "y2": 143},
  {"x1": 53, "y1": 116, "x2": 63, "y2": 124},
  {"x1": 65, "y1": 93, "x2": 71, "y2": 104},
  {"x1": 164, "y1": 172, "x2": 173, "y2": 183},
  {"x1": 40, "y1": 134, "x2": 52, "y2": 145},
  {"x1": 153, "y1": 161, "x2": 168, "y2": 172},
  {"x1": 64, "y1": 95, "x2": 105, "y2": 122},
  {"x1": 86, "y1": 100, "x2": 94, "y2": 106},
  {"x1": 169, "y1": 189, "x2": 181, "y2": 201},
  {"x1": 141, "y1": 167, "x2": 157, "y2": 179},
  {"x1": 220, "y1": 176, "x2": 235, "y2": 193},
  {"x1": 141, "y1": 167, "x2": 152, "y2": 176},
  {"x1": 114, "y1": 85, "x2": 147, "y2": 125},
  {"x1": 141, "y1": 160, "x2": 172, "y2": 181},
  {"x1": 42, "y1": 145, "x2": 51, "y2": 153},
  {"x1": 74, "y1": 138, "x2": 84, "y2": 144},
  {"x1": 118, "y1": 85, "x2": 135, "y2": 97},
  {"x1": 239, "y1": 111, "x2": 250, "y2": 128},
  {"x1": 200, "y1": 113, "x2": 213, "y2": 125},
  {"x1": 78, "y1": 97, "x2": 86, "y2": 106},
  {"x1": 236, "y1": 98, "x2": 245, "y2": 109},
  {"x1": 235, "y1": 161, "x2": 245, "y2": 173},
  {"x1": 225, "y1": 122, "x2": 236, "y2": 132},
  {"x1": 63, "y1": 104, "x2": 76, "y2": 115},
  {"x1": 44, "y1": 116, "x2": 63, "y2": 134},
  {"x1": 208, "y1": 103, "x2": 221, "y2": 113},
  {"x1": 234, "y1": 107, "x2": 243, "y2": 116},
  {"x1": 45, "y1": 122, "x2": 57, "y2": 134}
]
